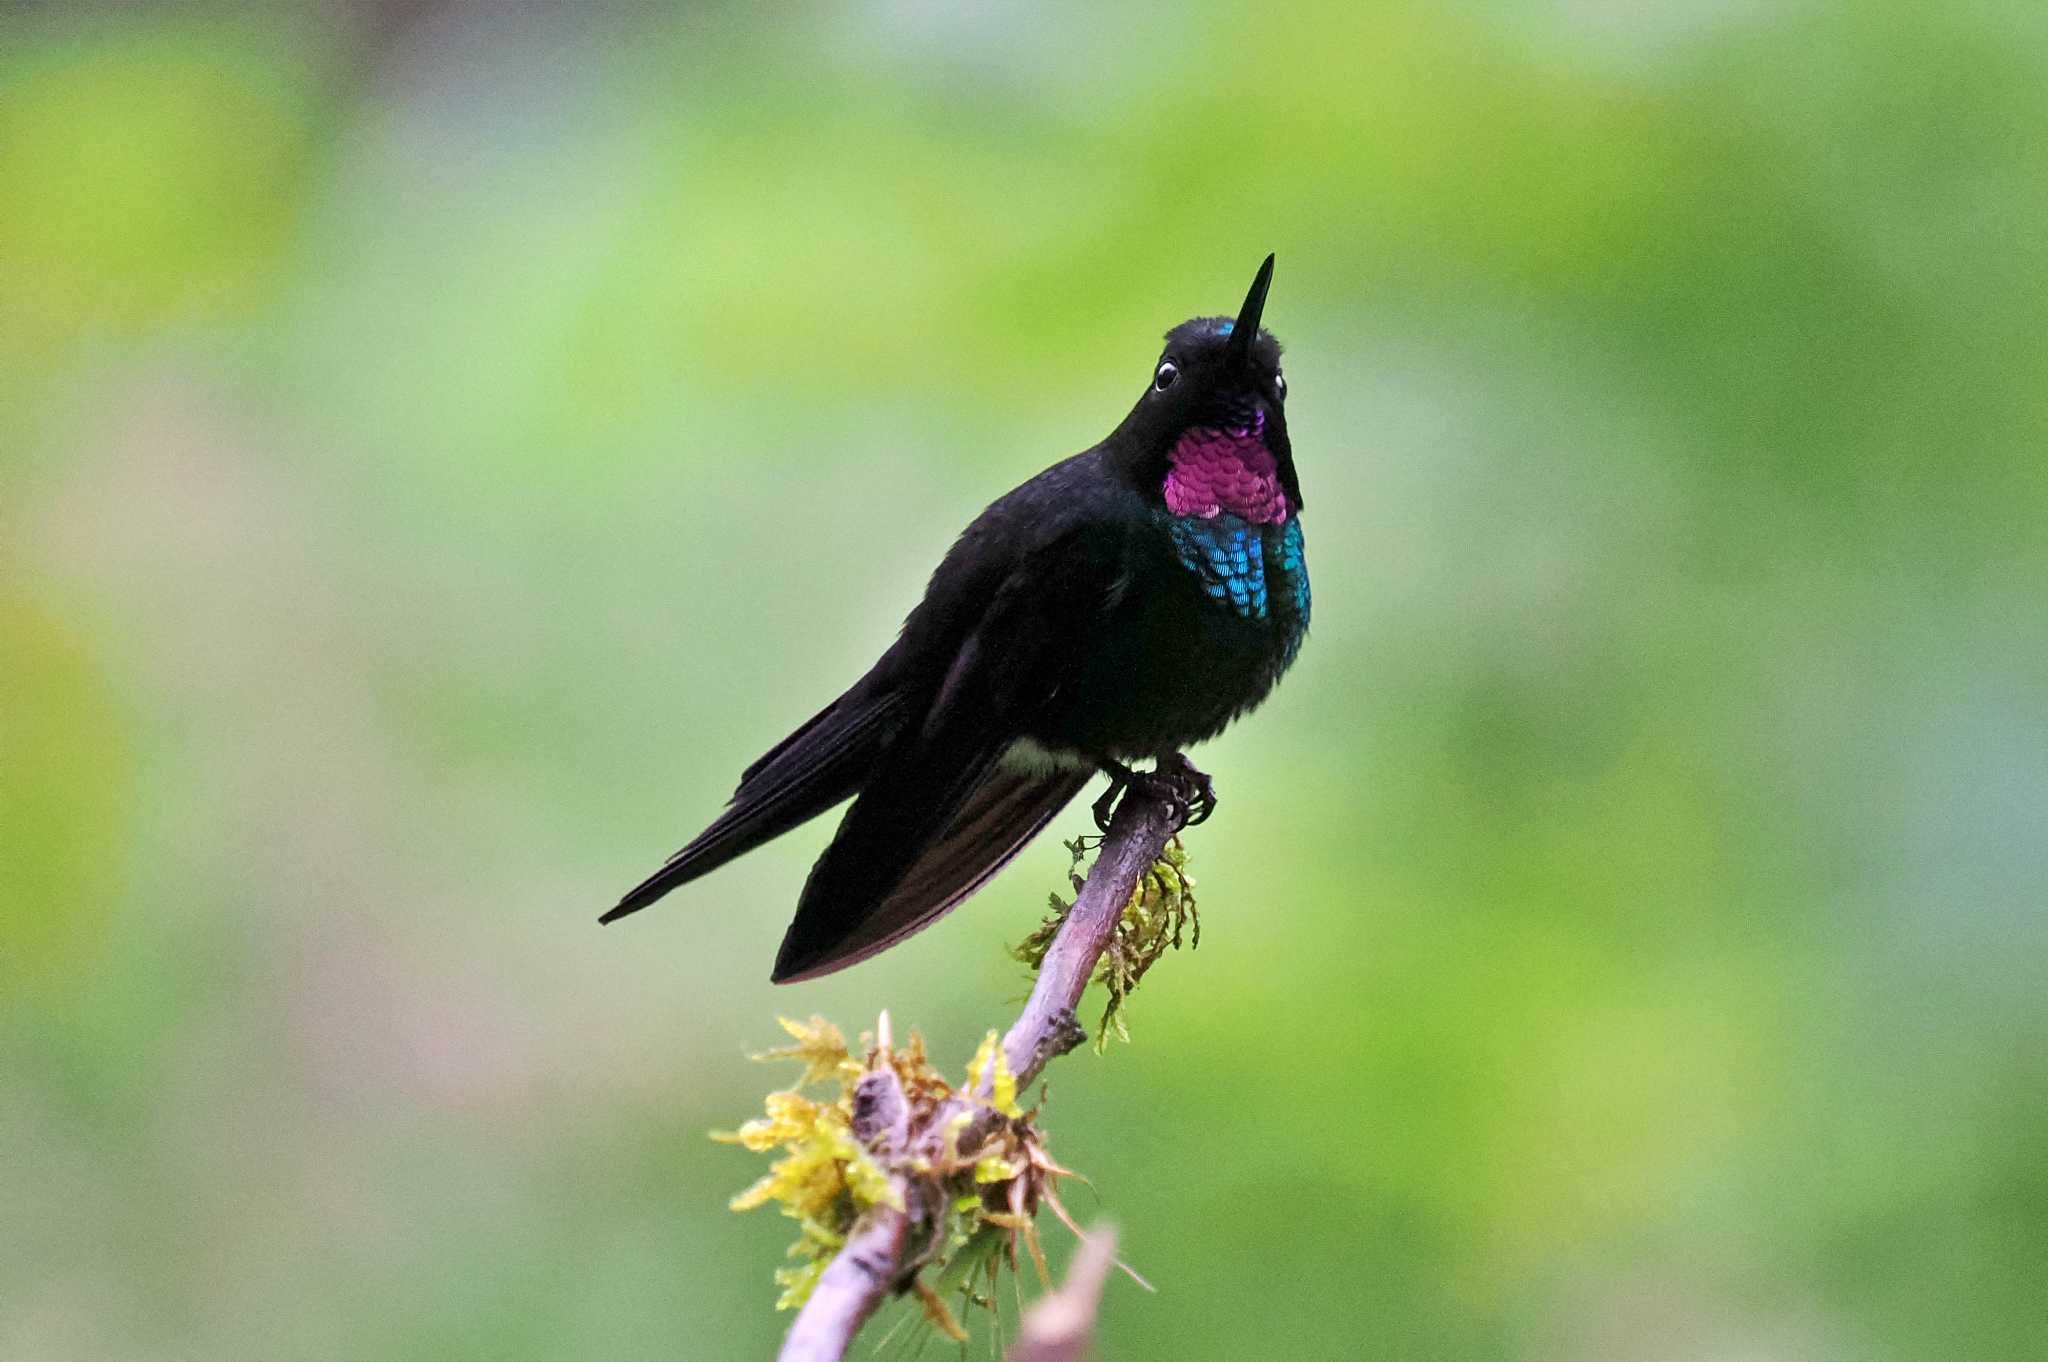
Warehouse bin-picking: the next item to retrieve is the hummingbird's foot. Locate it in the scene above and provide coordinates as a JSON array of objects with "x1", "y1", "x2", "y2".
[
  {"x1": 1094, "y1": 757, "x2": 1209, "y2": 833},
  {"x1": 1092, "y1": 760, "x2": 1153, "y2": 832},
  {"x1": 1158, "y1": 752, "x2": 1218, "y2": 826},
  {"x1": 1090, "y1": 773, "x2": 1125, "y2": 833}
]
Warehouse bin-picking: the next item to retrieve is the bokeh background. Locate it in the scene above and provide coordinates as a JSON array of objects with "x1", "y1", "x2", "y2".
[{"x1": 6, "y1": 2, "x2": 2045, "y2": 1358}]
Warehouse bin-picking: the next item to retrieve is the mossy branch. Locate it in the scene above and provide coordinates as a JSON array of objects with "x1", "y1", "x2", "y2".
[
  {"x1": 771, "y1": 778, "x2": 1187, "y2": 1362},
  {"x1": 999, "y1": 796, "x2": 1193, "y2": 1084},
  {"x1": 1014, "y1": 834, "x2": 1196, "y2": 1052}
]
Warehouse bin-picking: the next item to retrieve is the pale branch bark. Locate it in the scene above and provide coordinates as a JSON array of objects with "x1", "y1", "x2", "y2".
[
  {"x1": 775, "y1": 779, "x2": 1183, "y2": 1362},
  {"x1": 774, "y1": 1199, "x2": 911, "y2": 1362},
  {"x1": 1006, "y1": 1223, "x2": 1118, "y2": 1362},
  {"x1": 1002, "y1": 790, "x2": 1183, "y2": 1091}
]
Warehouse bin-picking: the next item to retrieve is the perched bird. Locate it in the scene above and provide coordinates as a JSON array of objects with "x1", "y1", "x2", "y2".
[{"x1": 605, "y1": 255, "x2": 1310, "y2": 982}]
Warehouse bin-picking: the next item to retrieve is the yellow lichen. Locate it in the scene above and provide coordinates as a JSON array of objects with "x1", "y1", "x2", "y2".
[
  {"x1": 716, "y1": 1014, "x2": 1079, "y2": 1323},
  {"x1": 965, "y1": 1029, "x2": 1023, "y2": 1118},
  {"x1": 757, "y1": 1013, "x2": 863, "y2": 1088}
]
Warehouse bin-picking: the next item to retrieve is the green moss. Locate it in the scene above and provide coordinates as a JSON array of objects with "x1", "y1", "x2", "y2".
[{"x1": 1014, "y1": 836, "x2": 1200, "y2": 1050}]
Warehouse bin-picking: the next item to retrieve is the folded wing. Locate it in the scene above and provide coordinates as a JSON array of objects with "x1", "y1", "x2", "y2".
[
  {"x1": 601, "y1": 681, "x2": 906, "y2": 924},
  {"x1": 771, "y1": 755, "x2": 1090, "y2": 982},
  {"x1": 770, "y1": 581, "x2": 1083, "y2": 982}
]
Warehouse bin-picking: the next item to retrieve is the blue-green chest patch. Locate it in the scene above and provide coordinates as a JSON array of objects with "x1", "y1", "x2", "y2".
[{"x1": 1157, "y1": 512, "x2": 1310, "y2": 626}]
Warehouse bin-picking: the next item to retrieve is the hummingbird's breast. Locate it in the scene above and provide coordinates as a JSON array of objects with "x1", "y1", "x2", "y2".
[
  {"x1": 1155, "y1": 513, "x2": 1309, "y2": 629},
  {"x1": 1152, "y1": 414, "x2": 1308, "y2": 630},
  {"x1": 1025, "y1": 475, "x2": 1309, "y2": 760}
]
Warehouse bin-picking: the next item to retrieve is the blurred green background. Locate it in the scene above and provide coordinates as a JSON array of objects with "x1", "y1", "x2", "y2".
[{"x1": 5, "y1": 2, "x2": 2044, "y2": 1358}]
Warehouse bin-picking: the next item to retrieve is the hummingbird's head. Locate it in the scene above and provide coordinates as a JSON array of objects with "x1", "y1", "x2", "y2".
[{"x1": 1113, "y1": 254, "x2": 1299, "y2": 522}]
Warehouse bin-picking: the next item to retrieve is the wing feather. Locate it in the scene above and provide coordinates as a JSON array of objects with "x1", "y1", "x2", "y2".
[
  {"x1": 601, "y1": 684, "x2": 905, "y2": 923},
  {"x1": 769, "y1": 586, "x2": 1073, "y2": 981},
  {"x1": 771, "y1": 758, "x2": 1089, "y2": 982}
]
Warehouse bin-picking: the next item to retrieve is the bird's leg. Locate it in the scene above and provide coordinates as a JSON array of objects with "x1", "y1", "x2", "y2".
[
  {"x1": 1094, "y1": 756, "x2": 1199, "y2": 834},
  {"x1": 1157, "y1": 751, "x2": 1218, "y2": 826},
  {"x1": 1092, "y1": 760, "x2": 1138, "y2": 833}
]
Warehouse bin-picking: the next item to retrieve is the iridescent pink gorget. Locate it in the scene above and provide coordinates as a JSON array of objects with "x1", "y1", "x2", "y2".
[{"x1": 1161, "y1": 409, "x2": 1290, "y2": 525}]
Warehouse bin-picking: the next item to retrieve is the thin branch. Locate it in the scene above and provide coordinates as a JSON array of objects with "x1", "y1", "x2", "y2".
[
  {"x1": 775, "y1": 1197, "x2": 912, "y2": 1362},
  {"x1": 775, "y1": 779, "x2": 1183, "y2": 1362},
  {"x1": 1002, "y1": 790, "x2": 1184, "y2": 1090},
  {"x1": 1006, "y1": 1223, "x2": 1118, "y2": 1362}
]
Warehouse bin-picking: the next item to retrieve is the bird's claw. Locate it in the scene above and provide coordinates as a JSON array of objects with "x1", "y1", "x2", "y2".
[
  {"x1": 1090, "y1": 779, "x2": 1123, "y2": 834},
  {"x1": 1155, "y1": 752, "x2": 1217, "y2": 828},
  {"x1": 1170, "y1": 759, "x2": 1218, "y2": 826},
  {"x1": 1094, "y1": 755, "x2": 1217, "y2": 834}
]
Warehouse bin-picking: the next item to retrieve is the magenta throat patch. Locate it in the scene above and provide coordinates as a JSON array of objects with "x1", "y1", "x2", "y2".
[{"x1": 1161, "y1": 411, "x2": 1290, "y2": 524}]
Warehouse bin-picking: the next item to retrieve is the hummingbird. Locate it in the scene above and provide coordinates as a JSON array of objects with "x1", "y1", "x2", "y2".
[{"x1": 604, "y1": 255, "x2": 1309, "y2": 982}]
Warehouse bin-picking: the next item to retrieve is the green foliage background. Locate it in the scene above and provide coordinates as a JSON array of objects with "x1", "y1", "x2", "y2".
[{"x1": 5, "y1": 3, "x2": 2043, "y2": 1357}]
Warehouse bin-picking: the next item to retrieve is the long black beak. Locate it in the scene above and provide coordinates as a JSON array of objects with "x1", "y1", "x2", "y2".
[{"x1": 1226, "y1": 253, "x2": 1275, "y2": 366}]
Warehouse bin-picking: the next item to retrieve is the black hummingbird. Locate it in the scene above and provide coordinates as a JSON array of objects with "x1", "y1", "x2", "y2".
[{"x1": 604, "y1": 255, "x2": 1309, "y2": 982}]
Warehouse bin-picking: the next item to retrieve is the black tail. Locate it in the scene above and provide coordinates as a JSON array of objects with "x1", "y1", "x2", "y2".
[
  {"x1": 601, "y1": 686, "x2": 904, "y2": 924},
  {"x1": 771, "y1": 758, "x2": 1091, "y2": 982}
]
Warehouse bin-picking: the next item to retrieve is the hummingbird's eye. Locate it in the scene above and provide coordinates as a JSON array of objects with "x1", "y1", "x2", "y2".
[
  {"x1": 1274, "y1": 370, "x2": 1287, "y2": 399},
  {"x1": 1153, "y1": 360, "x2": 1179, "y2": 391}
]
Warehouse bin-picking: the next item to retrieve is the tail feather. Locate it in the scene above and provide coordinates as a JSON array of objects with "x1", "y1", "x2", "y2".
[
  {"x1": 601, "y1": 688, "x2": 904, "y2": 923},
  {"x1": 771, "y1": 758, "x2": 1091, "y2": 983}
]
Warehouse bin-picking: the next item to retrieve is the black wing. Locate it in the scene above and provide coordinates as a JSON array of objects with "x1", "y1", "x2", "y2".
[
  {"x1": 768, "y1": 574, "x2": 1079, "y2": 982},
  {"x1": 605, "y1": 447, "x2": 1130, "y2": 972},
  {"x1": 601, "y1": 675, "x2": 907, "y2": 924},
  {"x1": 771, "y1": 755, "x2": 1091, "y2": 982}
]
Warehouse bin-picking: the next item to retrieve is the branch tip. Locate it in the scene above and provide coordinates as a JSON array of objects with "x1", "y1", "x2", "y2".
[{"x1": 773, "y1": 768, "x2": 1192, "y2": 1360}]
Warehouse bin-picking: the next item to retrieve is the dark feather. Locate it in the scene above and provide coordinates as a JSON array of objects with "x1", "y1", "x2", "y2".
[
  {"x1": 600, "y1": 683, "x2": 905, "y2": 923},
  {"x1": 769, "y1": 603, "x2": 1064, "y2": 981},
  {"x1": 771, "y1": 758, "x2": 1090, "y2": 982}
]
